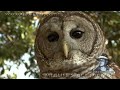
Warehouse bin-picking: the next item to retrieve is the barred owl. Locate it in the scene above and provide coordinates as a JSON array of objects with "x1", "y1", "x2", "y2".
[{"x1": 35, "y1": 11, "x2": 120, "y2": 79}]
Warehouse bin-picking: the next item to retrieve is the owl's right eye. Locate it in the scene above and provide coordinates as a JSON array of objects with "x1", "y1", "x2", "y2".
[{"x1": 47, "y1": 32, "x2": 59, "y2": 42}]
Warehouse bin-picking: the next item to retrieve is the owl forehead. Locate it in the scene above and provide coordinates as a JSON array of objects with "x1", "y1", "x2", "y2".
[
  {"x1": 63, "y1": 15, "x2": 94, "y2": 32},
  {"x1": 40, "y1": 15, "x2": 94, "y2": 33}
]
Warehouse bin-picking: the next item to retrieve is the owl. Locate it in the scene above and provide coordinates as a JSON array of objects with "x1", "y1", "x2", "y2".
[{"x1": 35, "y1": 11, "x2": 120, "y2": 79}]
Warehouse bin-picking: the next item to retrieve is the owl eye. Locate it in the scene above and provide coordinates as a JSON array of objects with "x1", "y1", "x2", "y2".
[
  {"x1": 70, "y1": 29, "x2": 84, "y2": 39},
  {"x1": 47, "y1": 32, "x2": 59, "y2": 42}
]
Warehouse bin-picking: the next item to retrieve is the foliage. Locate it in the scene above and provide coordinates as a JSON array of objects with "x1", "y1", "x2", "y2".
[
  {"x1": 0, "y1": 11, "x2": 39, "y2": 78},
  {"x1": 0, "y1": 11, "x2": 120, "y2": 79}
]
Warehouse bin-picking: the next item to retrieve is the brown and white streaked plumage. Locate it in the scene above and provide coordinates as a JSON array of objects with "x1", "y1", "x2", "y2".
[{"x1": 35, "y1": 11, "x2": 120, "y2": 79}]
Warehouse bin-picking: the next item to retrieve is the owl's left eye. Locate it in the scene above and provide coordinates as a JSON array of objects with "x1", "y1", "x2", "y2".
[
  {"x1": 47, "y1": 32, "x2": 59, "y2": 42},
  {"x1": 70, "y1": 29, "x2": 84, "y2": 39}
]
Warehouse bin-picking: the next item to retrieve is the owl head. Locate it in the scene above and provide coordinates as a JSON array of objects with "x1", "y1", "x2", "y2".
[{"x1": 35, "y1": 11, "x2": 108, "y2": 78}]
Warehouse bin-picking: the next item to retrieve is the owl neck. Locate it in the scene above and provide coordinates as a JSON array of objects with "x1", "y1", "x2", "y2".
[{"x1": 40, "y1": 59, "x2": 98, "y2": 79}]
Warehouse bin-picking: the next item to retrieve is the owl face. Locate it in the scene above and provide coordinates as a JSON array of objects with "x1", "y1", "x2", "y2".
[{"x1": 35, "y1": 12, "x2": 105, "y2": 73}]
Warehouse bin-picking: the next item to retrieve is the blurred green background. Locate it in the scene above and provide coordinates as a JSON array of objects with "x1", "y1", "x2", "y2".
[{"x1": 0, "y1": 11, "x2": 120, "y2": 79}]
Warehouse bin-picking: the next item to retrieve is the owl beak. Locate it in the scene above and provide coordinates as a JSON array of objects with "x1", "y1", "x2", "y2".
[{"x1": 63, "y1": 41, "x2": 69, "y2": 59}]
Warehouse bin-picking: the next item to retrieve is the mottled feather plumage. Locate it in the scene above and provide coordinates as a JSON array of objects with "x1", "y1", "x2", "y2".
[{"x1": 35, "y1": 11, "x2": 120, "y2": 79}]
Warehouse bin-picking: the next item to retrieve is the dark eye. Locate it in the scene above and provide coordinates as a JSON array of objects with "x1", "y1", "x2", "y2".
[
  {"x1": 47, "y1": 32, "x2": 59, "y2": 42},
  {"x1": 70, "y1": 29, "x2": 84, "y2": 39}
]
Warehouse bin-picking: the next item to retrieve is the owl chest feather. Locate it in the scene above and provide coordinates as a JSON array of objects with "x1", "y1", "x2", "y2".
[{"x1": 40, "y1": 57, "x2": 117, "y2": 79}]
